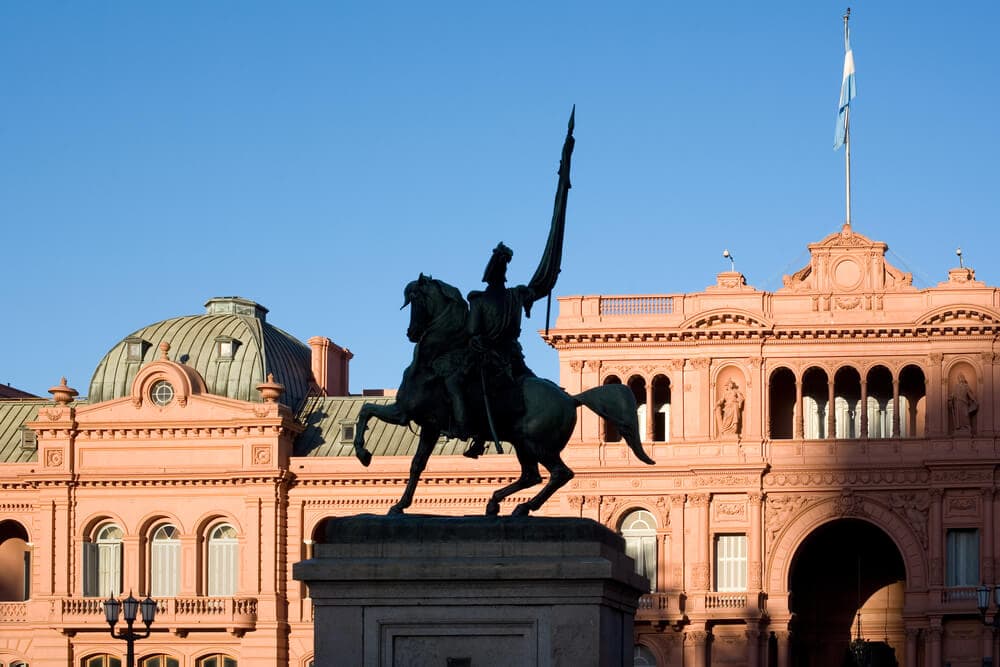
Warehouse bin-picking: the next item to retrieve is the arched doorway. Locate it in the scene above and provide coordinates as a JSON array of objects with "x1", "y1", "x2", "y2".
[{"x1": 788, "y1": 519, "x2": 905, "y2": 667}]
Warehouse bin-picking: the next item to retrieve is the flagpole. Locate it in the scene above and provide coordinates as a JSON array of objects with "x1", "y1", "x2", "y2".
[{"x1": 843, "y1": 8, "x2": 852, "y2": 229}]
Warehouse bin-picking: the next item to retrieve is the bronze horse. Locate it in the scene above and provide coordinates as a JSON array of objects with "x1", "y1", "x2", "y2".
[{"x1": 353, "y1": 275, "x2": 655, "y2": 516}]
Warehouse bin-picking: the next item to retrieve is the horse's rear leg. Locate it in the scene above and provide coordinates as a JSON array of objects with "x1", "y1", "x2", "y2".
[
  {"x1": 390, "y1": 426, "x2": 439, "y2": 515},
  {"x1": 512, "y1": 454, "x2": 574, "y2": 517},
  {"x1": 486, "y1": 457, "x2": 542, "y2": 516}
]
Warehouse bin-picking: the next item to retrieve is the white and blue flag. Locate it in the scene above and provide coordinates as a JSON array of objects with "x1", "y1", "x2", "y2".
[{"x1": 834, "y1": 24, "x2": 856, "y2": 150}]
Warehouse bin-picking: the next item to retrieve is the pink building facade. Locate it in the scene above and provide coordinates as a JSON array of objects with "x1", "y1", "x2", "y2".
[{"x1": 0, "y1": 226, "x2": 998, "y2": 666}]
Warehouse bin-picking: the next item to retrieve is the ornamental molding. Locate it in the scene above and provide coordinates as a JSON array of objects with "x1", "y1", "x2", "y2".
[
  {"x1": 569, "y1": 361, "x2": 583, "y2": 372},
  {"x1": 688, "y1": 493, "x2": 710, "y2": 507},
  {"x1": 945, "y1": 495, "x2": 979, "y2": 516},
  {"x1": 917, "y1": 306, "x2": 1000, "y2": 328},
  {"x1": 714, "y1": 502, "x2": 746, "y2": 521},
  {"x1": 44, "y1": 449, "x2": 64, "y2": 468},
  {"x1": 252, "y1": 445, "x2": 272, "y2": 466},
  {"x1": 695, "y1": 473, "x2": 759, "y2": 488},
  {"x1": 930, "y1": 468, "x2": 993, "y2": 484},
  {"x1": 886, "y1": 492, "x2": 930, "y2": 549},
  {"x1": 765, "y1": 468, "x2": 929, "y2": 488},
  {"x1": 765, "y1": 494, "x2": 811, "y2": 550}
]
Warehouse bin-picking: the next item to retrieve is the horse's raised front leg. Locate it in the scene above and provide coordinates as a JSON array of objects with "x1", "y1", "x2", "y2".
[
  {"x1": 511, "y1": 452, "x2": 574, "y2": 517},
  {"x1": 486, "y1": 448, "x2": 542, "y2": 516},
  {"x1": 353, "y1": 402, "x2": 408, "y2": 467},
  {"x1": 390, "y1": 426, "x2": 440, "y2": 515}
]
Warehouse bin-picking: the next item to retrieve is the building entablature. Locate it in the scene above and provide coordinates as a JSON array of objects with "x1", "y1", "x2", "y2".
[{"x1": 546, "y1": 227, "x2": 999, "y2": 350}]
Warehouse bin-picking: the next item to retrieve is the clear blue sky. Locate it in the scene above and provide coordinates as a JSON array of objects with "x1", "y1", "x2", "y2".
[{"x1": 2, "y1": 2, "x2": 998, "y2": 398}]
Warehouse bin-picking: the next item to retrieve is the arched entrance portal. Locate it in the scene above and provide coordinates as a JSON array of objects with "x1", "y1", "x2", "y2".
[{"x1": 788, "y1": 519, "x2": 905, "y2": 667}]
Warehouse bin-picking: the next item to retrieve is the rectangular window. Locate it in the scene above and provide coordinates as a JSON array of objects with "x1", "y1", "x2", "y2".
[
  {"x1": 715, "y1": 534, "x2": 747, "y2": 592},
  {"x1": 946, "y1": 528, "x2": 980, "y2": 586}
]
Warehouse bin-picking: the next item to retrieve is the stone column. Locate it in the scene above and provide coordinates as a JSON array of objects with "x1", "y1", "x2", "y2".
[
  {"x1": 827, "y1": 376, "x2": 836, "y2": 438},
  {"x1": 670, "y1": 495, "x2": 686, "y2": 590},
  {"x1": 794, "y1": 376, "x2": 804, "y2": 439},
  {"x1": 672, "y1": 360, "x2": 686, "y2": 442},
  {"x1": 929, "y1": 489, "x2": 943, "y2": 587},
  {"x1": 984, "y1": 488, "x2": 996, "y2": 584},
  {"x1": 689, "y1": 494, "x2": 711, "y2": 591},
  {"x1": 746, "y1": 624, "x2": 761, "y2": 667},
  {"x1": 926, "y1": 354, "x2": 943, "y2": 436},
  {"x1": 860, "y1": 379, "x2": 869, "y2": 439},
  {"x1": 892, "y1": 377, "x2": 901, "y2": 437},
  {"x1": 775, "y1": 630, "x2": 792, "y2": 667},
  {"x1": 748, "y1": 493, "x2": 764, "y2": 591},
  {"x1": 904, "y1": 627, "x2": 918, "y2": 667},
  {"x1": 926, "y1": 619, "x2": 942, "y2": 667},
  {"x1": 982, "y1": 351, "x2": 995, "y2": 436},
  {"x1": 122, "y1": 536, "x2": 140, "y2": 595},
  {"x1": 684, "y1": 628, "x2": 709, "y2": 667},
  {"x1": 645, "y1": 381, "x2": 655, "y2": 442}
]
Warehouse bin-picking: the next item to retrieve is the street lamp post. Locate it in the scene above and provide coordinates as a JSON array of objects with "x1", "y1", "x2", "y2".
[
  {"x1": 977, "y1": 584, "x2": 1000, "y2": 627},
  {"x1": 104, "y1": 592, "x2": 157, "y2": 667}
]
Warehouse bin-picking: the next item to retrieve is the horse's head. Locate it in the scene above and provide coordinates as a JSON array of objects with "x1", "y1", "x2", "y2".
[{"x1": 401, "y1": 273, "x2": 466, "y2": 343}]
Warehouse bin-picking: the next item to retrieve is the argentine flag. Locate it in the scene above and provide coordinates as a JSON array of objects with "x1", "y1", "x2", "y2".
[{"x1": 834, "y1": 25, "x2": 856, "y2": 150}]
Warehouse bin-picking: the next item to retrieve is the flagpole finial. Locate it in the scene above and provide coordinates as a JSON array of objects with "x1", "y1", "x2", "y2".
[{"x1": 844, "y1": 7, "x2": 851, "y2": 22}]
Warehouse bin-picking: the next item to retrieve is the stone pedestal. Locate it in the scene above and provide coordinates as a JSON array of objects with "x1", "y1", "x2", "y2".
[{"x1": 293, "y1": 515, "x2": 648, "y2": 667}]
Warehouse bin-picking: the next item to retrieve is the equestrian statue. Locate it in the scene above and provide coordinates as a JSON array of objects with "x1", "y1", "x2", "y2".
[{"x1": 353, "y1": 109, "x2": 655, "y2": 516}]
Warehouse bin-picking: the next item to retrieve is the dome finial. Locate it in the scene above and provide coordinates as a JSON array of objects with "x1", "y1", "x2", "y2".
[{"x1": 159, "y1": 341, "x2": 171, "y2": 360}]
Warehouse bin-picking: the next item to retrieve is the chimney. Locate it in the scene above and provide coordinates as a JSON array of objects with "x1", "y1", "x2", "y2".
[{"x1": 308, "y1": 337, "x2": 353, "y2": 396}]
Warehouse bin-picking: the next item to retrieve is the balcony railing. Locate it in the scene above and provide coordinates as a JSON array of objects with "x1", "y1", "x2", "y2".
[
  {"x1": 55, "y1": 596, "x2": 257, "y2": 634},
  {"x1": 635, "y1": 592, "x2": 684, "y2": 622},
  {"x1": 0, "y1": 602, "x2": 27, "y2": 622},
  {"x1": 941, "y1": 587, "x2": 978, "y2": 603},
  {"x1": 706, "y1": 592, "x2": 747, "y2": 609},
  {"x1": 600, "y1": 296, "x2": 674, "y2": 316}
]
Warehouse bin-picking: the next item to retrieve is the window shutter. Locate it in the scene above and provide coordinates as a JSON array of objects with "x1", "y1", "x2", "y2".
[{"x1": 83, "y1": 542, "x2": 98, "y2": 597}]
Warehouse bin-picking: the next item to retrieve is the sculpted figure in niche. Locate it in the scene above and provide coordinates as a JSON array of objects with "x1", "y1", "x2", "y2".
[
  {"x1": 716, "y1": 379, "x2": 745, "y2": 437},
  {"x1": 949, "y1": 373, "x2": 978, "y2": 434}
]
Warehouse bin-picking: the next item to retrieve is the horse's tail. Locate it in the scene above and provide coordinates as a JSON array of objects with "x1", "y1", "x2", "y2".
[{"x1": 572, "y1": 384, "x2": 655, "y2": 465}]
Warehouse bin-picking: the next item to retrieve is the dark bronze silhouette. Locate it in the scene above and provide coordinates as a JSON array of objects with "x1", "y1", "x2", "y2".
[{"x1": 353, "y1": 110, "x2": 655, "y2": 516}]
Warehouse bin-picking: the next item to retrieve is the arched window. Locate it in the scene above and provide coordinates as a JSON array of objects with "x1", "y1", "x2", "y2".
[
  {"x1": 207, "y1": 524, "x2": 238, "y2": 596},
  {"x1": 634, "y1": 644, "x2": 657, "y2": 666},
  {"x1": 768, "y1": 367, "x2": 796, "y2": 439},
  {"x1": 866, "y1": 366, "x2": 894, "y2": 438},
  {"x1": 899, "y1": 365, "x2": 926, "y2": 437},
  {"x1": 84, "y1": 524, "x2": 123, "y2": 597},
  {"x1": 629, "y1": 376, "x2": 647, "y2": 441},
  {"x1": 602, "y1": 376, "x2": 622, "y2": 442},
  {"x1": 140, "y1": 656, "x2": 179, "y2": 667},
  {"x1": 621, "y1": 510, "x2": 657, "y2": 591},
  {"x1": 802, "y1": 367, "x2": 829, "y2": 439},
  {"x1": 833, "y1": 366, "x2": 861, "y2": 439},
  {"x1": 652, "y1": 375, "x2": 671, "y2": 442},
  {"x1": 0, "y1": 519, "x2": 30, "y2": 601},
  {"x1": 196, "y1": 656, "x2": 237, "y2": 667},
  {"x1": 150, "y1": 524, "x2": 180, "y2": 597},
  {"x1": 83, "y1": 656, "x2": 122, "y2": 667}
]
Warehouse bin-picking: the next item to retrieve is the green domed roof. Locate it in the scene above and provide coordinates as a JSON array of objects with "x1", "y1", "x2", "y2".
[{"x1": 89, "y1": 297, "x2": 313, "y2": 409}]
